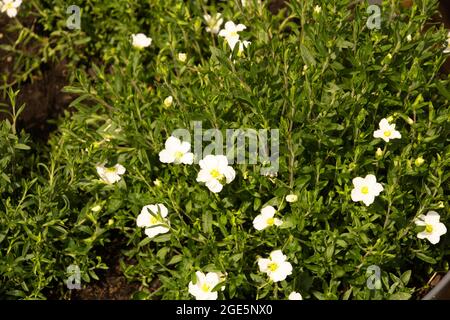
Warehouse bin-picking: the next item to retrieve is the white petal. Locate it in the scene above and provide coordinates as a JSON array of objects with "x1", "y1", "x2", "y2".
[
  {"x1": 373, "y1": 129, "x2": 384, "y2": 139},
  {"x1": 433, "y1": 223, "x2": 447, "y2": 237},
  {"x1": 270, "y1": 250, "x2": 286, "y2": 263},
  {"x1": 165, "y1": 136, "x2": 182, "y2": 152},
  {"x1": 253, "y1": 215, "x2": 268, "y2": 231},
  {"x1": 115, "y1": 164, "x2": 126, "y2": 175},
  {"x1": 261, "y1": 206, "x2": 276, "y2": 218},
  {"x1": 159, "y1": 149, "x2": 175, "y2": 163},
  {"x1": 361, "y1": 195, "x2": 375, "y2": 206},
  {"x1": 197, "y1": 169, "x2": 212, "y2": 183},
  {"x1": 351, "y1": 189, "x2": 364, "y2": 202},
  {"x1": 206, "y1": 179, "x2": 223, "y2": 193},
  {"x1": 258, "y1": 258, "x2": 270, "y2": 272},
  {"x1": 274, "y1": 218, "x2": 283, "y2": 226},
  {"x1": 224, "y1": 21, "x2": 236, "y2": 31},
  {"x1": 427, "y1": 233, "x2": 441, "y2": 245},
  {"x1": 379, "y1": 118, "x2": 391, "y2": 130},
  {"x1": 180, "y1": 153, "x2": 194, "y2": 165},
  {"x1": 352, "y1": 177, "x2": 366, "y2": 188},
  {"x1": 236, "y1": 24, "x2": 247, "y2": 32},
  {"x1": 157, "y1": 204, "x2": 168, "y2": 218},
  {"x1": 365, "y1": 174, "x2": 377, "y2": 184},
  {"x1": 424, "y1": 211, "x2": 441, "y2": 225},
  {"x1": 179, "y1": 141, "x2": 191, "y2": 153},
  {"x1": 205, "y1": 272, "x2": 220, "y2": 287},
  {"x1": 144, "y1": 226, "x2": 169, "y2": 238},
  {"x1": 137, "y1": 211, "x2": 151, "y2": 227},
  {"x1": 417, "y1": 231, "x2": 428, "y2": 239},
  {"x1": 222, "y1": 166, "x2": 236, "y2": 183}
]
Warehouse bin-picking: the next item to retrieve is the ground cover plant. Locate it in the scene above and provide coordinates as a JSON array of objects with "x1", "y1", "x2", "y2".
[{"x1": 0, "y1": 0, "x2": 449, "y2": 300}]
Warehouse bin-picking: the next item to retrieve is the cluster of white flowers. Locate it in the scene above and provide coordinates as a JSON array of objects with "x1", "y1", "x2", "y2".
[
  {"x1": 203, "y1": 12, "x2": 250, "y2": 56},
  {"x1": 349, "y1": 117, "x2": 447, "y2": 244},
  {"x1": 1, "y1": 0, "x2": 21, "y2": 18}
]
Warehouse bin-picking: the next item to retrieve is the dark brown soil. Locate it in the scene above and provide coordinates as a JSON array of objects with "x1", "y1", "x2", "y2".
[{"x1": 0, "y1": 16, "x2": 73, "y2": 141}]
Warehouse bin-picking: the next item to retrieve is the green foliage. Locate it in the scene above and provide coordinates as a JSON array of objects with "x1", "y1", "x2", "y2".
[{"x1": 0, "y1": 0, "x2": 449, "y2": 299}]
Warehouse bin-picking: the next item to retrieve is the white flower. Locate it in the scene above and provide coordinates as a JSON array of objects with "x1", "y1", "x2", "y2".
[
  {"x1": 159, "y1": 136, "x2": 194, "y2": 165},
  {"x1": 219, "y1": 21, "x2": 247, "y2": 51},
  {"x1": 406, "y1": 34, "x2": 412, "y2": 42},
  {"x1": 136, "y1": 204, "x2": 170, "y2": 239},
  {"x1": 164, "y1": 95, "x2": 173, "y2": 108},
  {"x1": 96, "y1": 164, "x2": 126, "y2": 184},
  {"x1": 373, "y1": 118, "x2": 402, "y2": 142},
  {"x1": 196, "y1": 155, "x2": 235, "y2": 193},
  {"x1": 188, "y1": 271, "x2": 224, "y2": 300},
  {"x1": 131, "y1": 33, "x2": 152, "y2": 49},
  {"x1": 253, "y1": 206, "x2": 283, "y2": 231},
  {"x1": 289, "y1": 292, "x2": 303, "y2": 300},
  {"x1": 204, "y1": 13, "x2": 223, "y2": 34},
  {"x1": 444, "y1": 31, "x2": 450, "y2": 54},
  {"x1": 286, "y1": 194, "x2": 298, "y2": 203},
  {"x1": 237, "y1": 40, "x2": 251, "y2": 56},
  {"x1": 351, "y1": 174, "x2": 383, "y2": 206},
  {"x1": 258, "y1": 250, "x2": 292, "y2": 282},
  {"x1": 313, "y1": 5, "x2": 322, "y2": 14},
  {"x1": 1, "y1": 0, "x2": 22, "y2": 18},
  {"x1": 178, "y1": 53, "x2": 187, "y2": 62},
  {"x1": 414, "y1": 211, "x2": 447, "y2": 245}
]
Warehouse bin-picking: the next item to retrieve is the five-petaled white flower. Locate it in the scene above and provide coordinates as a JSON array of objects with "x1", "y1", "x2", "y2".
[
  {"x1": 204, "y1": 13, "x2": 223, "y2": 34},
  {"x1": 351, "y1": 174, "x2": 383, "y2": 206},
  {"x1": 159, "y1": 136, "x2": 194, "y2": 165},
  {"x1": 1, "y1": 0, "x2": 22, "y2": 18},
  {"x1": 96, "y1": 163, "x2": 126, "y2": 184},
  {"x1": 219, "y1": 21, "x2": 247, "y2": 51},
  {"x1": 444, "y1": 31, "x2": 450, "y2": 53},
  {"x1": 253, "y1": 206, "x2": 283, "y2": 231},
  {"x1": 188, "y1": 271, "x2": 224, "y2": 300},
  {"x1": 414, "y1": 211, "x2": 447, "y2": 245},
  {"x1": 373, "y1": 118, "x2": 401, "y2": 143},
  {"x1": 289, "y1": 292, "x2": 303, "y2": 300},
  {"x1": 131, "y1": 33, "x2": 152, "y2": 49},
  {"x1": 197, "y1": 155, "x2": 235, "y2": 193},
  {"x1": 136, "y1": 203, "x2": 170, "y2": 239},
  {"x1": 313, "y1": 5, "x2": 322, "y2": 14},
  {"x1": 258, "y1": 250, "x2": 293, "y2": 282}
]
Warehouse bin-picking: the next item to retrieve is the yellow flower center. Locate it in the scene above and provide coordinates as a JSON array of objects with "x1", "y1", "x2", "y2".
[
  {"x1": 175, "y1": 151, "x2": 184, "y2": 160},
  {"x1": 105, "y1": 167, "x2": 117, "y2": 173},
  {"x1": 361, "y1": 186, "x2": 369, "y2": 195},
  {"x1": 384, "y1": 131, "x2": 392, "y2": 137},
  {"x1": 268, "y1": 262, "x2": 278, "y2": 272},
  {"x1": 5, "y1": 3, "x2": 14, "y2": 10},
  {"x1": 201, "y1": 283, "x2": 210, "y2": 292},
  {"x1": 229, "y1": 31, "x2": 238, "y2": 37},
  {"x1": 210, "y1": 169, "x2": 223, "y2": 180},
  {"x1": 266, "y1": 217, "x2": 275, "y2": 226},
  {"x1": 150, "y1": 216, "x2": 158, "y2": 225},
  {"x1": 425, "y1": 224, "x2": 433, "y2": 233}
]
